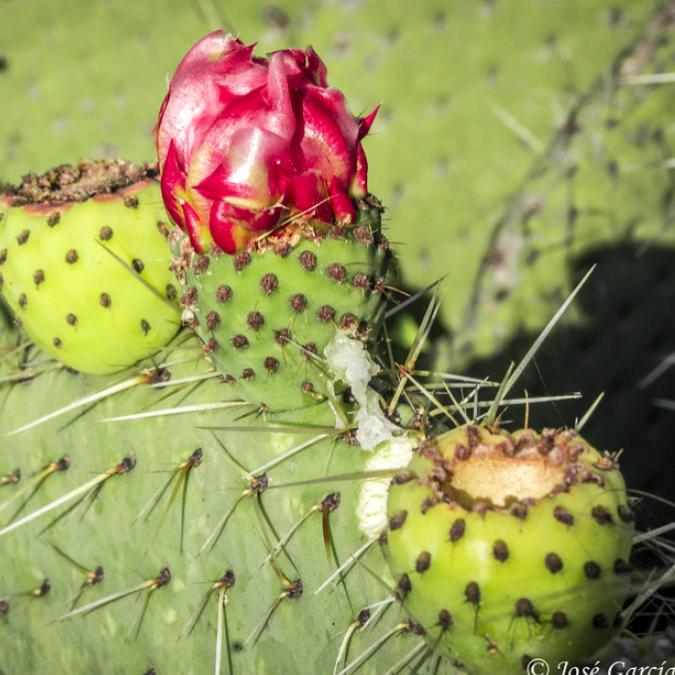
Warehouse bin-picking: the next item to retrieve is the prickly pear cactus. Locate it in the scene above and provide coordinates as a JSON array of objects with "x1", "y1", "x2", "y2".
[
  {"x1": 0, "y1": 161, "x2": 179, "y2": 373},
  {"x1": 384, "y1": 426, "x2": 634, "y2": 673},
  {"x1": 1, "y1": 2, "x2": 673, "y2": 674}
]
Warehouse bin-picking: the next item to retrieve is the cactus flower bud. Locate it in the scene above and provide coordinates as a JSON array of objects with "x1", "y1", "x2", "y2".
[{"x1": 155, "y1": 30, "x2": 378, "y2": 253}]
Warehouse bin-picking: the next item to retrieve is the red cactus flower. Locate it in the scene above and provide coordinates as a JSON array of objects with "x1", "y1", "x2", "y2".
[{"x1": 155, "y1": 30, "x2": 378, "y2": 254}]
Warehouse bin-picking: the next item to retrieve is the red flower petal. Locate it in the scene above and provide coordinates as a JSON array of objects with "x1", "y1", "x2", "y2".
[
  {"x1": 208, "y1": 201, "x2": 237, "y2": 253},
  {"x1": 191, "y1": 124, "x2": 292, "y2": 209},
  {"x1": 358, "y1": 104, "x2": 380, "y2": 141},
  {"x1": 329, "y1": 176, "x2": 356, "y2": 224},
  {"x1": 351, "y1": 144, "x2": 369, "y2": 198},
  {"x1": 265, "y1": 51, "x2": 301, "y2": 140},
  {"x1": 157, "y1": 33, "x2": 266, "y2": 168},
  {"x1": 299, "y1": 88, "x2": 357, "y2": 186},
  {"x1": 288, "y1": 172, "x2": 332, "y2": 222},
  {"x1": 182, "y1": 200, "x2": 211, "y2": 253},
  {"x1": 303, "y1": 46, "x2": 328, "y2": 87},
  {"x1": 193, "y1": 164, "x2": 257, "y2": 203},
  {"x1": 209, "y1": 201, "x2": 283, "y2": 253},
  {"x1": 156, "y1": 33, "x2": 376, "y2": 254},
  {"x1": 160, "y1": 141, "x2": 188, "y2": 227}
]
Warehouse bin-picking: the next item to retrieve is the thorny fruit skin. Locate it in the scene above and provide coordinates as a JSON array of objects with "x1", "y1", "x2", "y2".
[
  {"x1": 0, "y1": 162, "x2": 179, "y2": 374},
  {"x1": 384, "y1": 425, "x2": 634, "y2": 674},
  {"x1": 173, "y1": 199, "x2": 391, "y2": 410},
  {"x1": 155, "y1": 30, "x2": 378, "y2": 254}
]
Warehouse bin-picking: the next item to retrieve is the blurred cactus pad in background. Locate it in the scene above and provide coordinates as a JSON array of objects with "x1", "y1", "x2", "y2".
[{"x1": 1, "y1": 1, "x2": 675, "y2": 673}]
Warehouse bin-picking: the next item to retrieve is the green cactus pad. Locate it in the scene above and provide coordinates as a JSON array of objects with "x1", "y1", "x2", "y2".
[
  {"x1": 0, "y1": 161, "x2": 180, "y2": 374},
  {"x1": 384, "y1": 425, "x2": 634, "y2": 673},
  {"x1": 0, "y1": 326, "x2": 423, "y2": 674},
  {"x1": 175, "y1": 200, "x2": 391, "y2": 410}
]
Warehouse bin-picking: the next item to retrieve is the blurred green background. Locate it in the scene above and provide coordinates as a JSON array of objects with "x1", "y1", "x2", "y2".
[{"x1": 1, "y1": 0, "x2": 674, "y2": 497}]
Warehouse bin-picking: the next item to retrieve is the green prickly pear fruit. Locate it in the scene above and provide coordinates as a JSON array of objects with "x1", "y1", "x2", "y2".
[
  {"x1": 0, "y1": 160, "x2": 180, "y2": 374},
  {"x1": 172, "y1": 203, "x2": 391, "y2": 410},
  {"x1": 157, "y1": 32, "x2": 391, "y2": 410},
  {"x1": 383, "y1": 425, "x2": 634, "y2": 674}
]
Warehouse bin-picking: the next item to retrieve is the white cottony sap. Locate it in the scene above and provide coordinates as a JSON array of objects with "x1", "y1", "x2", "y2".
[
  {"x1": 324, "y1": 332, "x2": 397, "y2": 451},
  {"x1": 356, "y1": 436, "x2": 416, "y2": 539},
  {"x1": 324, "y1": 333, "x2": 417, "y2": 537}
]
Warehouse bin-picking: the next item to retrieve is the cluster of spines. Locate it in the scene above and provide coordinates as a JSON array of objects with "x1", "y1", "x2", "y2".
[
  {"x1": 0, "y1": 453, "x2": 141, "y2": 621},
  {"x1": 0, "y1": 435, "x2": 356, "y2": 661}
]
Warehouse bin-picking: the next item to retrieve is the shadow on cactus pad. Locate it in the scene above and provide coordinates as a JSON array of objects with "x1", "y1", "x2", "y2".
[{"x1": 463, "y1": 242, "x2": 675, "y2": 515}]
